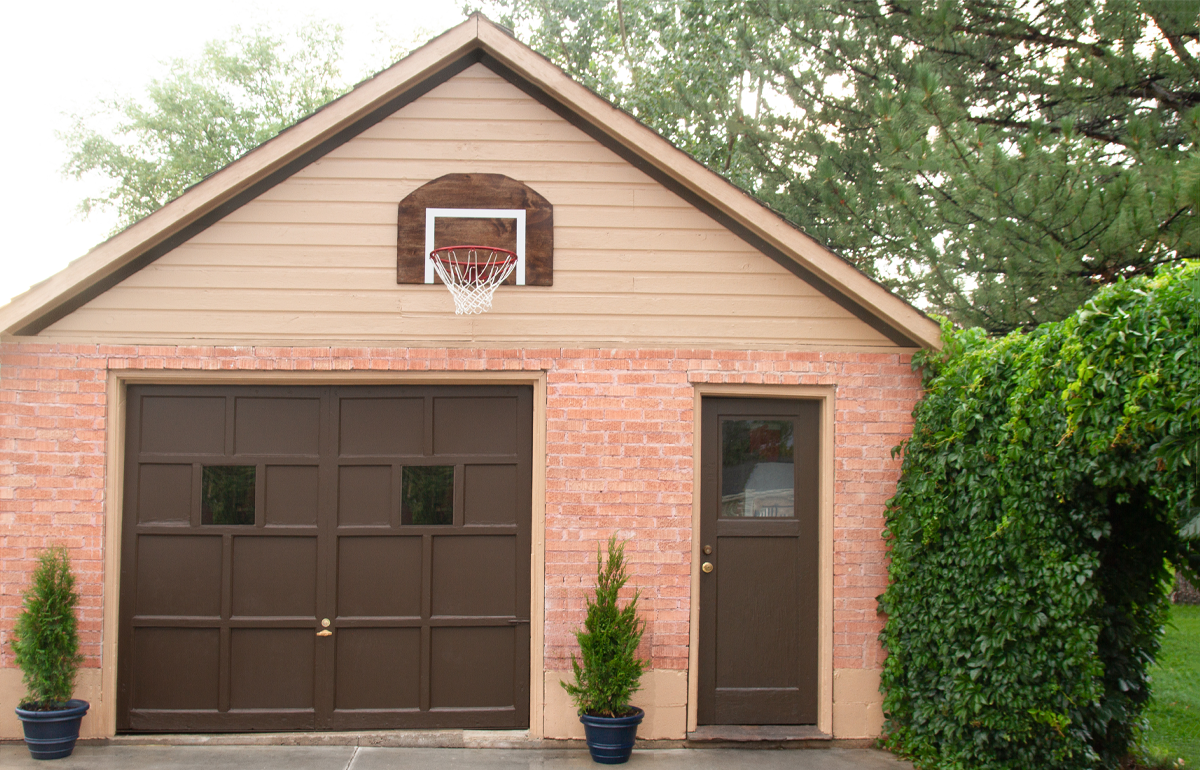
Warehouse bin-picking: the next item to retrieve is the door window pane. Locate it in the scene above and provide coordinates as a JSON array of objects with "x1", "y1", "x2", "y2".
[
  {"x1": 721, "y1": 420, "x2": 795, "y2": 518},
  {"x1": 402, "y1": 466, "x2": 454, "y2": 525},
  {"x1": 202, "y1": 466, "x2": 256, "y2": 525}
]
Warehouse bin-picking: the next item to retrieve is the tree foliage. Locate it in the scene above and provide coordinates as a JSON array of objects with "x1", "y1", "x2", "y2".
[
  {"x1": 880, "y1": 262, "x2": 1200, "y2": 769},
  {"x1": 563, "y1": 537, "x2": 647, "y2": 717},
  {"x1": 480, "y1": 0, "x2": 1200, "y2": 332},
  {"x1": 11, "y1": 547, "x2": 84, "y2": 710},
  {"x1": 63, "y1": 22, "x2": 352, "y2": 228}
]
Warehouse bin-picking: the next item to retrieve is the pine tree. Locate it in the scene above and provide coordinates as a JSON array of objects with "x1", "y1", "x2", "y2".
[
  {"x1": 563, "y1": 537, "x2": 647, "y2": 717},
  {"x1": 483, "y1": 0, "x2": 1200, "y2": 332},
  {"x1": 11, "y1": 547, "x2": 84, "y2": 709}
]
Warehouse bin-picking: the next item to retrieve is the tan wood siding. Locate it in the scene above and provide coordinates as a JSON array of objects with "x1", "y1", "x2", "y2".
[{"x1": 43, "y1": 64, "x2": 895, "y2": 349}]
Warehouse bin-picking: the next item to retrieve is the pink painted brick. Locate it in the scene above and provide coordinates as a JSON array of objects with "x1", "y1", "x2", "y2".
[{"x1": 0, "y1": 342, "x2": 920, "y2": 671}]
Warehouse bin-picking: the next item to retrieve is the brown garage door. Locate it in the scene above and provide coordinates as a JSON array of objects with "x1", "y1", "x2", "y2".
[{"x1": 118, "y1": 385, "x2": 532, "y2": 732}]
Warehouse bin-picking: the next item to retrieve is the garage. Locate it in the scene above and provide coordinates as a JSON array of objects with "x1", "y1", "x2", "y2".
[
  {"x1": 117, "y1": 384, "x2": 532, "y2": 732},
  {"x1": 0, "y1": 15, "x2": 943, "y2": 742}
]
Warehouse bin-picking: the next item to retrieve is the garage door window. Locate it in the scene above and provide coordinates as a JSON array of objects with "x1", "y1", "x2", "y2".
[
  {"x1": 202, "y1": 466, "x2": 256, "y2": 525},
  {"x1": 402, "y1": 466, "x2": 454, "y2": 525}
]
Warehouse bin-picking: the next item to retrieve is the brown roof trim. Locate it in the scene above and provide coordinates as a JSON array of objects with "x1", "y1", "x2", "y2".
[{"x1": 1, "y1": 14, "x2": 941, "y2": 349}]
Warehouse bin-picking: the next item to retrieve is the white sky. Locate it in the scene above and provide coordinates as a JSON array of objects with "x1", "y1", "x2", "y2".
[{"x1": 0, "y1": 0, "x2": 469, "y2": 308}]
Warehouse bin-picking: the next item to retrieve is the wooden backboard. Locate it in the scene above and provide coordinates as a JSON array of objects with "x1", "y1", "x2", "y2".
[{"x1": 397, "y1": 174, "x2": 553, "y2": 286}]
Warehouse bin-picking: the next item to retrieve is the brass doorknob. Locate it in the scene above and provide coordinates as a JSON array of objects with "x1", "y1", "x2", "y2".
[
  {"x1": 317, "y1": 618, "x2": 332, "y2": 636},
  {"x1": 701, "y1": 562, "x2": 714, "y2": 573}
]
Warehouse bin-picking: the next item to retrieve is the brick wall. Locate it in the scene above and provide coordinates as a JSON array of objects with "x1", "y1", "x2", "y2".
[{"x1": 0, "y1": 342, "x2": 921, "y2": 675}]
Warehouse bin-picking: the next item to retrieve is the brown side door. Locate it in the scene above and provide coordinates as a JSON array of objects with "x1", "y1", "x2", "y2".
[
  {"x1": 698, "y1": 397, "x2": 819, "y2": 725},
  {"x1": 118, "y1": 385, "x2": 531, "y2": 732}
]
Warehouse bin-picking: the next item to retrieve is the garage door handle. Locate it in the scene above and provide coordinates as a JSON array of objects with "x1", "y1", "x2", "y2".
[
  {"x1": 508, "y1": 618, "x2": 530, "y2": 625},
  {"x1": 316, "y1": 629, "x2": 332, "y2": 637}
]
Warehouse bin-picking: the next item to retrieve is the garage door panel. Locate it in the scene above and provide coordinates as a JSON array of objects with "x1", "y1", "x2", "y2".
[
  {"x1": 234, "y1": 397, "x2": 321, "y2": 456},
  {"x1": 340, "y1": 398, "x2": 424, "y2": 456},
  {"x1": 433, "y1": 397, "x2": 518, "y2": 455},
  {"x1": 131, "y1": 628, "x2": 220, "y2": 710},
  {"x1": 140, "y1": 396, "x2": 225, "y2": 454},
  {"x1": 432, "y1": 536, "x2": 516, "y2": 617},
  {"x1": 232, "y1": 537, "x2": 318, "y2": 617},
  {"x1": 230, "y1": 629, "x2": 316, "y2": 709},
  {"x1": 135, "y1": 536, "x2": 222, "y2": 617},
  {"x1": 137, "y1": 464, "x2": 193, "y2": 524},
  {"x1": 264, "y1": 465, "x2": 319, "y2": 526},
  {"x1": 430, "y1": 627, "x2": 516, "y2": 708},
  {"x1": 338, "y1": 465, "x2": 393, "y2": 526},
  {"x1": 464, "y1": 465, "x2": 518, "y2": 525},
  {"x1": 334, "y1": 629, "x2": 421, "y2": 709},
  {"x1": 337, "y1": 537, "x2": 422, "y2": 618}
]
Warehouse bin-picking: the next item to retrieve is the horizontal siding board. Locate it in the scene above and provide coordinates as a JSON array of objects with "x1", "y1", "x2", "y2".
[
  {"x1": 48, "y1": 308, "x2": 889, "y2": 346},
  {"x1": 160, "y1": 246, "x2": 396, "y2": 268},
  {"x1": 326, "y1": 138, "x2": 615, "y2": 163},
  {"x1": 120, "y1": 266, "x2": 641, "y2": 294},
  {"x1": 631, "y1": 273, "x2": 824, "y2": 297},
  {"x1": 216, "y1": 200, "x2": 704, "y2": 227},
  {"x1": 117, "y1": 266, "x2": 825, "y2": 299},
  {"x1": 217, "y1": 201, "x2": 398, "y2": 225},
  {"x1": 185, "y1": 223, "x2": 754, "y2": 252},
  {"x1": 359, "y1": 118, "x2": 593, "y2": 143},
  {"x1": 77, "y1": 286, "x2": 843, "y2": 319},
  {"x1": 151, "y1": 245, "x2": 800, "y2": 276},
  {"x1": 44, "y1": 63, "x2": 899, "y2": 350},
  {"x1": 293, "y1": 159, "x2": 646, "y2": 184},
  {"x1": 186, "y1": 223, "x2": 396, "y2": 247},
  {"x1": 392, "y1": 98, "x2": 565, "y2": 122},
  {"x1": 255, "y1": 180, "x2": 674, "y2": 208}
]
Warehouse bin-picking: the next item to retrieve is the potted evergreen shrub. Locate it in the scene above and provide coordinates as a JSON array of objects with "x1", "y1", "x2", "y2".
[
  {"x1": 562, "y1": 536, "x2": 646, "y2": 764},
  {"x1": 11, "y1": 546, "x2": 88, "y2": 760}
]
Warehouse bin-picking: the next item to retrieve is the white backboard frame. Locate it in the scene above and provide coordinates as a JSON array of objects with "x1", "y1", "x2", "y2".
[{"x1": 424, "y1": 208, "x2": 527, "y2": 285}]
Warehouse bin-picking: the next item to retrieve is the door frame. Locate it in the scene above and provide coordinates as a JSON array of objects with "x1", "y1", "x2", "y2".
[
  {"x1": 687, "y1": 384, "x2": 835, "y2": 736},
  {"x1": 99, "y1": 369, "x2": 548, "y2": 738}
]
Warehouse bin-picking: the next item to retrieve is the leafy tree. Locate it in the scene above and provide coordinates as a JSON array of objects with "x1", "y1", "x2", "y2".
[
  {"x1": 63, "y1": 22, "x2": 353, "y2": 229},
  {"x1": 479, "y1": 0, "x2": 1200, "y2": 332}
]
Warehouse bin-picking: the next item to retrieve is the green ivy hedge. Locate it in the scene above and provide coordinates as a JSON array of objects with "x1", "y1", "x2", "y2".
[{"x1": 880, "y1": 263, "x2": 1200, "y2": 769}]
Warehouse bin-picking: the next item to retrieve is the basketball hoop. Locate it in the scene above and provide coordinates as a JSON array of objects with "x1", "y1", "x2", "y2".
[{"x1": 428, "y1": 246, "x2": 518, "y2": 315}]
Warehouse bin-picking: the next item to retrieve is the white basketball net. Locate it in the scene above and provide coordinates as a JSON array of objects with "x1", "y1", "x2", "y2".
[{"x1": 429, "y1": 247, "x2": 518, "y2": 315}]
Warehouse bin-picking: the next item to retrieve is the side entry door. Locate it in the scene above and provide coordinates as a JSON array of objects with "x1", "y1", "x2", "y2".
[{"x1": 698, "y1": 397, "x2": 819, "y2": 725}]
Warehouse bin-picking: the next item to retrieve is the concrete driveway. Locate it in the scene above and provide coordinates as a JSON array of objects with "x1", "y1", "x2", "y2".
[{"x1": 0, "y1": 745, "x2": 914, "y2": 769}]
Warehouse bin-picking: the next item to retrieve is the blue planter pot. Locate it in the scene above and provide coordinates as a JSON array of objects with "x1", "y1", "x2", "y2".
[
  {"x1": 579, "y1": 706, "x2": 644, "y2": 764},
  {"x1": 15, "y1": 699, "x2": 89, "y2": 760}
]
